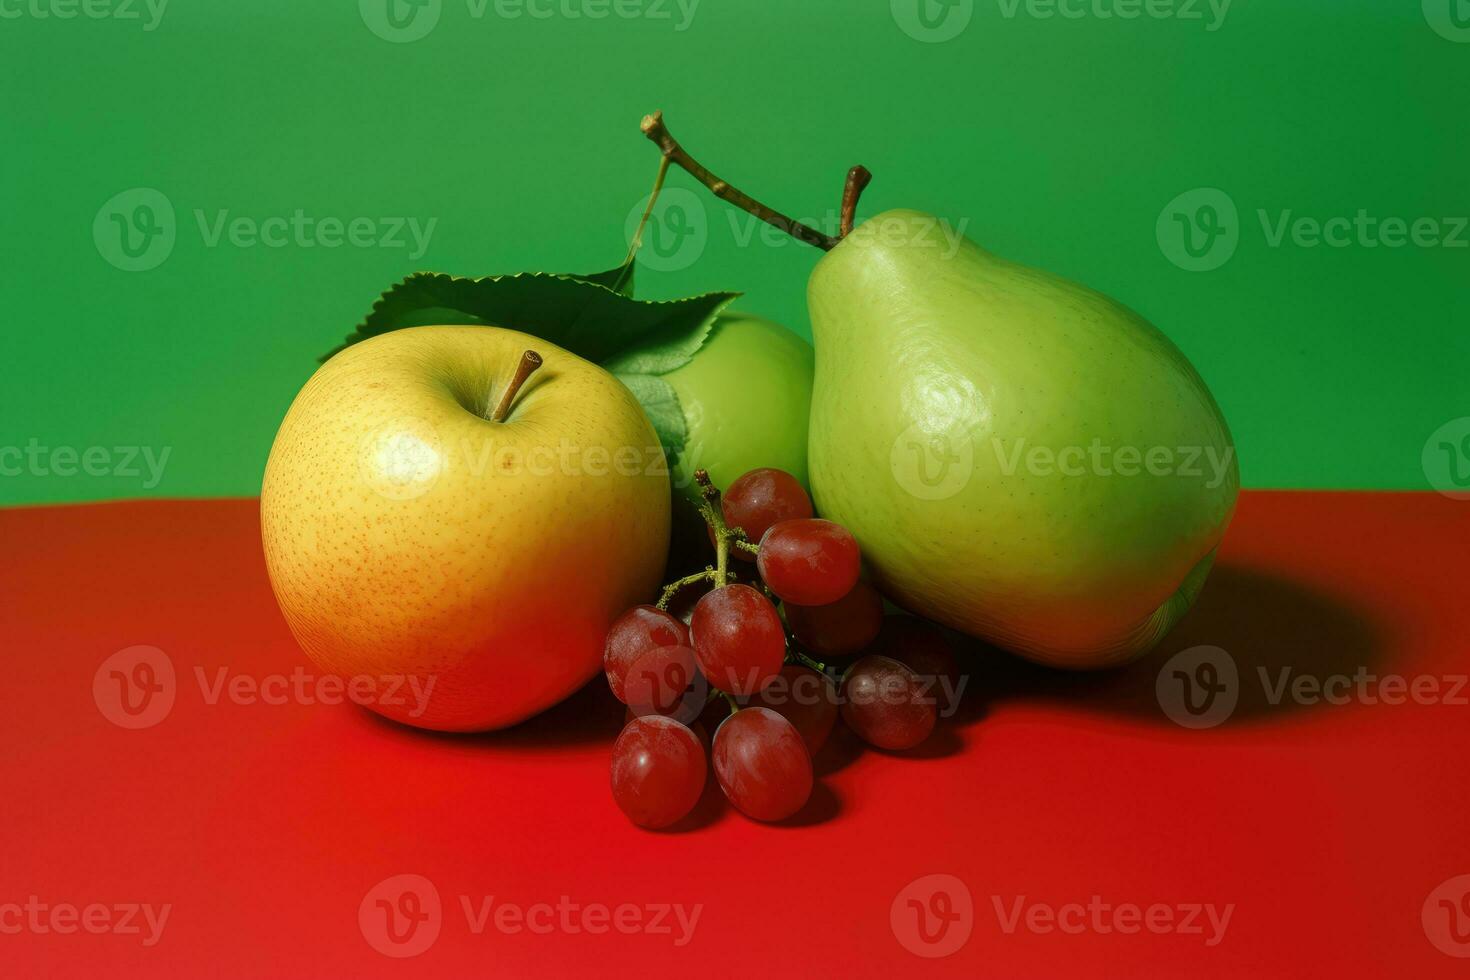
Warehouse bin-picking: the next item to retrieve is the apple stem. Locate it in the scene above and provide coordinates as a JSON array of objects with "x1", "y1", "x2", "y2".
[
  {"x1": 489, "y1": 350, "x2": 543, "y2": 423},
  {"x1": 840, "y1": 166, "x2": 874, "y2": 238},
  {"x1": 640, "y1": 111, "x2": 870, "y2": 252}
]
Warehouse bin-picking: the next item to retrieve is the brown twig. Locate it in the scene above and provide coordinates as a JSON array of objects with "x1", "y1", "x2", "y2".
[{"x1": 640, "y1": 111, "x2": 842, "y2": 252}]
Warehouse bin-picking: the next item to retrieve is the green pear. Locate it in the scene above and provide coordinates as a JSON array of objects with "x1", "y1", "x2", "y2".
[
  {"x1": 807, "y1": 210, "x2": 1238, "y2": 668},
  {"x1": 664, "y1": 312, "x2": 813, "y2": 500}
]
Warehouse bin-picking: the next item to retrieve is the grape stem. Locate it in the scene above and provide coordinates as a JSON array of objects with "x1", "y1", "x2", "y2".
[
  {"x1": 652, "y1": 470, "x2": 758, "y2": 610},
  {"x1": 640, "y1": 111, "x2": 872, "y2": 252},
  {"x1": 696, "y1": 469, "x2": 735, "y2": 588},
  {"x1": 656, "y1": 570, "x2": 714, "y2": 611},
  {"x1": 790, "y1": 649, "x2": 829, "y2": 675}
]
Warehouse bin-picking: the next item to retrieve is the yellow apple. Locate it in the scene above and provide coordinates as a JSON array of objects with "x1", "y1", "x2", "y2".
[{"x1": 260, "y1": 325, "x2": 670, "y2": 731}]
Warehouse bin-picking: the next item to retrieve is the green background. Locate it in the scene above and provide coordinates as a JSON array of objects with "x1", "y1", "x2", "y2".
[{"x1": 2, "y1": 0, "x2": 1465, "y2": 505}]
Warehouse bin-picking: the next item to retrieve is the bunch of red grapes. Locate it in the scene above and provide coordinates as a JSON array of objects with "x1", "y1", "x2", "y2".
[{"x1": 604, "y1": 468, "x2": 965, "y2": 829}]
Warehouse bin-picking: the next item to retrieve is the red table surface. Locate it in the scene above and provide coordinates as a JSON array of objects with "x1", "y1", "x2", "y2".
[{"x1": 2, "y1": 490, "x2": 1467, "y2": 977}]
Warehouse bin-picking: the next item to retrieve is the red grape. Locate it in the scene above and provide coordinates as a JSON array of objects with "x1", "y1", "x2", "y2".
[
  {"x1": 625, "y1": 708, "x2": 711, "y2": 755},
  {"x1": 604, "y1": 605, "x2": 689, "y2": 704},
  {"x1": 719, "y1": 468, "x2": 813, "y2": 560},
  {"x1": 610, "y1": 716, "x2": 707, "y2": 829},
  {"x1": 750, "y1": 665, "x2": 839, "y2": 755},
  {"x1": 712, "y1": 707, "x2": 813, "y2": 822},
  {"x1": 757, "y1": 519, "x2": 861, "y2": 606},
  {"x1": 622, "y1": 644, "x2": 704, "y2": 723},
  {"x1": 870, "y1": 615, "x2": 962, "y2": 714},
  {"x1": 689, "y1": 584, "x2": 785, "y2": 695},
  {"x1": 784, "y1": 580, "x2": 884, "y2": 657},
  {"x1": 840, "y1": 655, "x2": 937, "y2": 750}
]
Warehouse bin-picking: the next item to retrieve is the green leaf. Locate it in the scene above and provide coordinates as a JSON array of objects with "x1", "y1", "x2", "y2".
[
  {"x1": 614, "y1": 373, "x2": 688, "y2": 462},
  {"x1": 324, "y1": 271, "x2": 733, "y2": 366},
  {"x1": 325, "y1": 262, "x2": 739, "y2": 463},
  {"x1": 601, "y1": 312, "x2": 719, "y2": 377},
  {"x1": 574, "y1": 260, "x2": 635, "y2": 297}
]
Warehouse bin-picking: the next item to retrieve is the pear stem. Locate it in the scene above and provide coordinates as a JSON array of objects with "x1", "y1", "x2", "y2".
[
  {"x1": 641, "y1": 111, "x2": 849, "y2": 252},
  {"x1": 840, "y1": 166, "x2": 874, "y2": 238},
  {"x1": 489, "y1": 350, "x2": 543, "y2": 422}
]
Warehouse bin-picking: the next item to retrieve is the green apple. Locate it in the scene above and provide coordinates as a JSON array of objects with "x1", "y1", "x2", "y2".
[
  {"x1": 664, "y1": 312, "x2": 813, "y2": 501},
  {"x1": 807, "y1": 210, "x2": 1238, "y2": 668},
  {"x1": 260, "y1": 325, "x2": 670, "y2": 730}
]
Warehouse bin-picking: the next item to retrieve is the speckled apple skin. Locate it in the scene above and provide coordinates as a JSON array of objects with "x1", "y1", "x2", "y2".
[
  {"x1": 260, "y1": 326, "x2": 670, "y2": 731},
  {"x1": 808, "y1": 211, "x2": 1238, "y2": 668}
]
